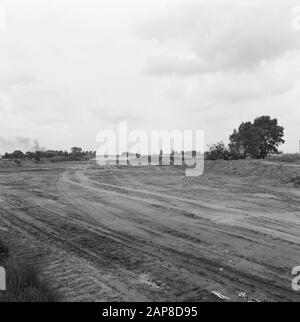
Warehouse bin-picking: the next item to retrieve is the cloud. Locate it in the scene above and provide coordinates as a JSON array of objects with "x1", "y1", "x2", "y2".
[
  {"x1": 0, "y1": 0, "x2": 298, "y2": 154},
  {"x1": 138, "y1": 0, "x2": 300, "y2": 126},
  {"x1": 150, "y1": 50, "x2": 300, "y2": 107},
  {"x1": 145, "y1": 55, "x2": 206, "y2": 76},
  {"x1": 0, "y1": 73, "x2": 36, "y2": 88},
  {"x1": 140, "y1": 0, "x2": 300, "y2": 76}
]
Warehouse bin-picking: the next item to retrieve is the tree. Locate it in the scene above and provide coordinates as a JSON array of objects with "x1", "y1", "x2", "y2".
[
  {"x1": 71, "y1": 147, "x2": 82, "y2": 156},
  {"x1": 11, "y1": 150, "x2": 25, "y2": 159},
  {"x1": 229, "y1": 122, "x2": 262, "y2": 159},
  {"x1": 229, "y1": 116, "x2": 285, "y2": 159},
  {"x1": 253, "y1": 116, "x2": 285, "y2": 158},
  {"x1": 205, "y1": 142, "x2": 230, "y2": 160}
]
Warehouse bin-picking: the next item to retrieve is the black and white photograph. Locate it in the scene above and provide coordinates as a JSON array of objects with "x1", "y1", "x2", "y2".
[{"x1": 0, "y1": 0, "x2": 300, "y2": 308}]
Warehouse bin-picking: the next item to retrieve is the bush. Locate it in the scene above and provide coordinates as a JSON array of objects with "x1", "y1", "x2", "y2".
[{"x1": 205, "y1": 142, "x2": 231, "y2": 161}]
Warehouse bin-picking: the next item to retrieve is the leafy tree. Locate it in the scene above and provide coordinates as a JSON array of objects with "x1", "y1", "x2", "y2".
[
  {"x1": 11, "y1": 150, "x2": 25, "y2": 159},
  {"x1": 253, "y1": 116, "x2": 285, "y2": 158},
  {"x1": 71, "y1": 147, "x2": 82, "y2": 156},
  {"x1": 229, "y1": 122, "x2": 262, "y2": 159},
  {"x1": 229, "y1": 116, "x2": 284, "y2": 159}
]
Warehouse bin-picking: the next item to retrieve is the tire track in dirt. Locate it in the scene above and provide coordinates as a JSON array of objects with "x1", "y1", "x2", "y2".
[
  {"x1": 1, "y1": 162, "x2": 300, "y2": 301},
  {"x1": 55, "y1": 167, "x2": 300, "y2": 302},
  {"x1": 0, "y1": 206, "x2": 151, "y2": 302},
  {"x1": 1, "y1": 192, "x2": 221, "y2": 301}
]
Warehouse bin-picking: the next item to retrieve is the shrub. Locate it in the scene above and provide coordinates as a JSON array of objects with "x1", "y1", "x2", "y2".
[{"x1": 205, "y1": 142, "x2": 231, "y2": 161}]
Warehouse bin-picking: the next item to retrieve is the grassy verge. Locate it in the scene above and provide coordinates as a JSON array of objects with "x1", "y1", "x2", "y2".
[
  {"x1": 0, "y1": 239, "x2": 59, "y2": 302},
  {"x1": 267, "y1": 153, "x2": 300, "y2": 163}
]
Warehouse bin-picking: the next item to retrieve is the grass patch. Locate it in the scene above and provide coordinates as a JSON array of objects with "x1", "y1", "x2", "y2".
[
  {"x1": 0, "y1": 239, "x2": 9, "y2": 259},
  {"x1": 0, "y1": 239, "x2": 59, "y2": 302},
  {"x1": 267, "y1": 153, "x2": 300, "y2": 163}
]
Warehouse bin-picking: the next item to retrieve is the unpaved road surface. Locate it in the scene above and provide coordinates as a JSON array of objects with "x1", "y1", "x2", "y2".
[{"x1": 1, "y1": 160, "x2": 300, "y2": 301}]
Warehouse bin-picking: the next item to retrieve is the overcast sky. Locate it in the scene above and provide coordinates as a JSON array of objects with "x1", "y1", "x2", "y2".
[{"x1": 0, "y1": 0, "x2": 299, "y2": 153}]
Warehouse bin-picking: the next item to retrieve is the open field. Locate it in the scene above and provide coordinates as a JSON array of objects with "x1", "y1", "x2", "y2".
[{"x1": 1, "y1": 160, "x2": 300, "y2": 302}]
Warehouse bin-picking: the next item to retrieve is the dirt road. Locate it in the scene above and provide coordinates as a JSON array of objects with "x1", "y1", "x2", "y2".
[{"x1": 1, "y1": 161, "x2": 300, "y2": 301}]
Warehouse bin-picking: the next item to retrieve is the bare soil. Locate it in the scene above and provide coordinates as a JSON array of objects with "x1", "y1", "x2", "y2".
[{"x1": 0, "y1": 160, "x2": 300, "y2": 302}]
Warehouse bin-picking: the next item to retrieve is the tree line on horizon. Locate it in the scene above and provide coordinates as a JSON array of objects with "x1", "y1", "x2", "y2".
[{"x1": 1, "y1": 147, "x2": 96, "y2": 161}]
